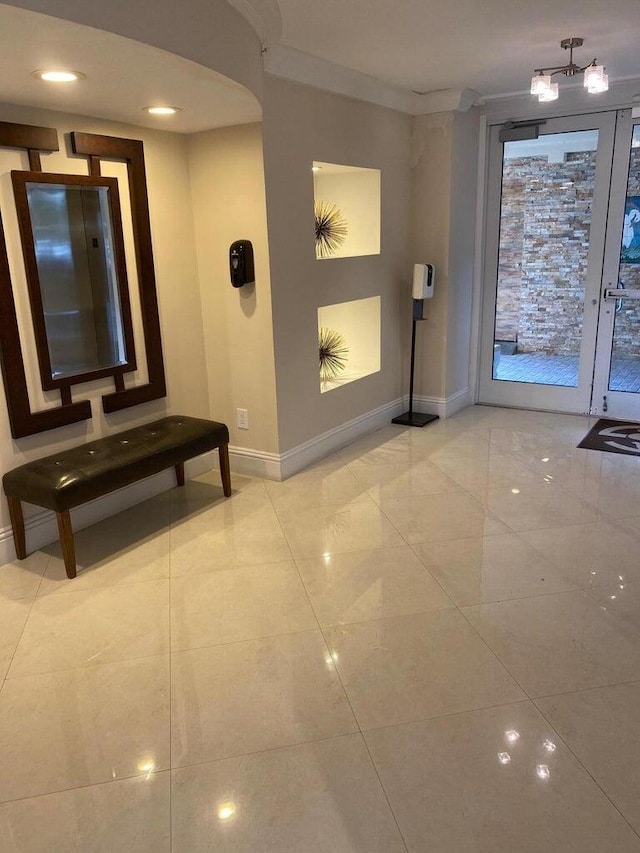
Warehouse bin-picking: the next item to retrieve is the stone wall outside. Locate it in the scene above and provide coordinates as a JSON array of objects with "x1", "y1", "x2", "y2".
[{"x1": 495, "y1": 147, "x2": 640, "y2": 357}]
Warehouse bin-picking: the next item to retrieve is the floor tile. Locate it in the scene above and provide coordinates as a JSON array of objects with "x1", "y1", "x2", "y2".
[
  {"x1": 339, "y1": 431, "x2": 435, "y2": 467},
  {"x1": 275, "y1": 501, "x2": 403, "y2": 559},
  {"x1": 0, "y1": 773, "x2": 170, "y2": 853},
  {"x1": 324, "y1": 610, "x2": 524, "y2": 730},
  {"x1": 424, "y1": 431, "x2": 491, "y2": 463},
  {"x1": 171, "y1": 735, "x2": 406, "y2": 853},
  {"x1": 38, "y1": 525, "x2": 170, "y2": 596},
  {"x1": 170, "y1": 561, "x2": 317, "y2": 650},
  {"x1": 485, "y1": 482, "x2": 601, "y2": 531},
  {"x1": 413, "y1": 533, "x2": 577, "y2": 606},
  {"x1": 353, "y1": 459, "x2": 463, "y2": 504},
  {"x1": 520, "y1": 520, "x2": 640, "y2": 587},
  {"x1": 0, "y1": 552, "x2": 47, "y2": 601},
  {"x1": 0, "y1": 656, "x2": 170, "y2": 802},
  {"x1": 430, "y1": 450, "x2": 538, "y2": 496},
  {"x1": 380, "y1": 492, "x2": 510, "y2": 544},
  {"x1": 0, "y1": 601, "x2": 31, "y2": 682},
  {"x1": 3, "y1": 406, "x2": 640, "y2": 849},
  {"x1": 265, "y1": 467, "x2": 370, "y2": 511},
  {"x1": 8, "y1": 579, "x2": 169, "y2": 677},
  {"x1": 589, "y1": 475, "x2": 640, "y2": 518},
  {"x1": 536, "y1": 682, "x2": 640, "y2": 834},
  {"x1": 171, "y1": 631, "x2": 357, "y2": 767},
  {"x1": 588, "y1": 581, "x2": 640, "y2": 633},
  {"x1": 296, "y1": 546, "x2": 453, "y2": 626},
  {"x1": 464, "y1": 590, "x2": 640, "y2": 697},
  {"x1": 365, "y1": 701, "x2": 640, "y2": 853},
  {"x1": 169, "y1": 504, "x2": 292, "y2": 576}
]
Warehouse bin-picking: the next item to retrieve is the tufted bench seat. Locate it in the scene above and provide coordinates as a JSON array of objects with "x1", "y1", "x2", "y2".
[{"x1": 2, "y1": 415, "x2": 231, "y2": 579}]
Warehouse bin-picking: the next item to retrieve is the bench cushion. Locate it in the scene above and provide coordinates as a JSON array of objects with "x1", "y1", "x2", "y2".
[{"x1": 2, "y1": 415, "x2": 229, "y2": 512}]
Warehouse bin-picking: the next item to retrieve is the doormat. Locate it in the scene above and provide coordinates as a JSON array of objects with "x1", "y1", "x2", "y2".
[{"x1": 578, "y1": 419, "x2": 640, "y2": 457}]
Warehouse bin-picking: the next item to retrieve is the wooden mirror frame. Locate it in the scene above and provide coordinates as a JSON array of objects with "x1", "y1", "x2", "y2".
[
  {"x1": 0, "y1": 121, "x2": 166, "y2": 438},
  {"x1": 11, "y1": 170, "x2": 137, "y2": 392}
]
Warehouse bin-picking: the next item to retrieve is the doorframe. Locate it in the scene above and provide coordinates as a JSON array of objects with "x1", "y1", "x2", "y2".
[{"x1": 469, "y1": 95, "x2": 640, "y2": 412}]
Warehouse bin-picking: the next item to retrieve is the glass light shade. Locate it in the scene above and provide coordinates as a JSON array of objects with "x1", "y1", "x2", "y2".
[
  {"x1": 531, "y1": 74, "x2": 552, "y2": 96},
  {"x1": 538, "y1": 82, "x2": 559, "y2": 102},
  {"x1": 584, "y1": 65, "x2": 608, "y2": 93}
]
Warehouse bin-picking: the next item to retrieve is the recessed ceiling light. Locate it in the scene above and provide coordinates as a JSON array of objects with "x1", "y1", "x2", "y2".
[
  {"x1": 144, "y1": 106, "x2": 181, "y2": 116},
  {"x1": 33, "y1": 70, "x2": 85, "y2": 83}
]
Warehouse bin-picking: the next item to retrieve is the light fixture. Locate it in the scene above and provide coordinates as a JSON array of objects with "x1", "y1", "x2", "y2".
[
  {"x1": 33, "y1": 69, "x2": 85, "y2": 83},
  {"x1": 531, "y1": 38, "x2": 608, "y2": 103},
  {"x1": 217, "y1": 802, "x2": 237, "y2": 821},
  {"x1": 144, "y1": 106, "x2": 181, "y2": 116}
]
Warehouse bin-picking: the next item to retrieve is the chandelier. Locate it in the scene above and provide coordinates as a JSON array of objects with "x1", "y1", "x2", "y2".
[{"x1": 531, "y1": 37, "x2": 608, "y2": 103}]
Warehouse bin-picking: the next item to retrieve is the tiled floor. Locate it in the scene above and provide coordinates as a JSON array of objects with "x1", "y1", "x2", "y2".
[
  {"x1": 2, "y1": 405, "x2": 640, "y2": 851},
  {"x1": 495, "y1": 352, "x2": 640, "y2": 391}
]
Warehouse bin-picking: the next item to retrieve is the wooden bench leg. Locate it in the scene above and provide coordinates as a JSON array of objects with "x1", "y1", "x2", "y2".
[
  {"x1": 56, "y1": 510, "x2": 76, "y2": 579},
  {"x1": 175, "y1": 462, "x2": 185, "y2": 487},
  {"x1": 218, "y1": 443, "x2": 232, "y2": 497},
  {"x1": 7, "y1": 497, "x2": 26, "y2": 560}
]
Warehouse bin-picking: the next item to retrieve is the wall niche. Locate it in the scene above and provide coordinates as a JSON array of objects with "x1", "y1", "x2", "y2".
[
  {"x1": 313, "y1": 162, "x2": 380, "y2": 260},
  {"x1": 318, "y1": 296, "x2": 381, "y2": 392}
]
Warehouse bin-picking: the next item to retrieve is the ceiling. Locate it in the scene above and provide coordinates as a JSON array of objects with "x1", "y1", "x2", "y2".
[
  {"x1": 0, "y1": 0, "x2": 639, "y2": 134},
  {"x1": 272, "y1": 0, "x2": 640, "y2": 99},
  {"x1": 0, "y1": 4, "x2": 262, "y2": 134}
]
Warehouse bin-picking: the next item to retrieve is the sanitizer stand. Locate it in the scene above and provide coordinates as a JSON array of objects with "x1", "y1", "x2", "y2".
[{"x1": 392, "y1": 298, "x2": 439, "y2": 428}]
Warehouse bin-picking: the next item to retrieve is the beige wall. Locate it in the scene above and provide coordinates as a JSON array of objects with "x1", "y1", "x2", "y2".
[
  {"x1": 0, "y1": 103, "x2": 209, "y2": 532},
  {"x1": 409, "y1": 109, "x2": 480, "y2": 403},
  {"x1": 261, "y1": 76, "x2": 413, "y2": 451},
  {"x1": 447, "y1": 109, "x2": 481, "y2": 399},
  {"x1": 187, "y1": 123, "x2": 278, "y2": 453},
  {"x1": 410, "y1": 113, "x2": 453, "y2": 400}
]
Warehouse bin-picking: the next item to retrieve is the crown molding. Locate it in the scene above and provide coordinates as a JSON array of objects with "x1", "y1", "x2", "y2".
[
  {"x1": 264, "y1": 43, "x2": 481, "y2": 115},
  {"x1": 225, "y1": 0, "x2": 282, "y2": 46},
  {"x1": 483, "y1": 77, "x2": 640, "y2": 122},
  {"x1": 409, "y1": 88, "x2": 483, "y2": 114}
]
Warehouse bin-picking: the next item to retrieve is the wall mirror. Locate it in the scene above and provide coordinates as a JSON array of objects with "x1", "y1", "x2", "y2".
[{"x1": 11, "y1": 170, "x2": 136, "y2": 390}]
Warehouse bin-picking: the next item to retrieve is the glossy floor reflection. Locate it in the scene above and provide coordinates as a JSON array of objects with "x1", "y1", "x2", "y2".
[{"x1": 2, "y1": 405, "x2": 640, "y2": 851}]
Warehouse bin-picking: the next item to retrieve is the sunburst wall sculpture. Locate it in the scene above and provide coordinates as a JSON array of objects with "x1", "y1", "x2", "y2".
[
  {"x1": 319, "y1": 327, "x2": 349, "y2": 382},
  {"x1": 314, "y1": 201, "x2": 348, "y2": 258}
]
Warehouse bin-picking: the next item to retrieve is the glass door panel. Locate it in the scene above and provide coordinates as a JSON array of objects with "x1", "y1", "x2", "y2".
[
  {"x1": 592, "y1": 117, "x2": 640, "y2": 419},
  {"x1": 479, "y1": 113, "x2": 616, "y2": 413}
]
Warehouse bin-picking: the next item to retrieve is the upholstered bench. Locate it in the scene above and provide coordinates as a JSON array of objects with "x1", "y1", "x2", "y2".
[{"x1": 2, "y1": 415, "x2": 231, "y2": 579}]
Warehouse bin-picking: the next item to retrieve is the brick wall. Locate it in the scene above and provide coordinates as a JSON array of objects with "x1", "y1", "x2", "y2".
[
  {"x1": 496, "y1": 147, "x2": 640, "y2": 358},
  {"x1": 496, "y1": 152, "x2": 596, "y2": 355}
]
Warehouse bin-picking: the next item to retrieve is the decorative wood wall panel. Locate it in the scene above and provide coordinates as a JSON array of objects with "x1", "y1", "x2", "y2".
[{"x1": 0, "y1": 122, "x2": 167, "y2": 438}]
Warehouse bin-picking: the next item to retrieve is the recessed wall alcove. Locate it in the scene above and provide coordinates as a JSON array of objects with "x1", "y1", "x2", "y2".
[
  {"x1": 318, "y1": 296, "x2": 381, "y2": 392},
  {"x1": 313, "y1": 162, "x2": 381, "y2": 259}
]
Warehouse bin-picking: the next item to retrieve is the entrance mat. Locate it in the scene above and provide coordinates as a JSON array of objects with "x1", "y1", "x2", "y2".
[{"x1": 578, "y1": 419, "x2": 640, "y2": 457}]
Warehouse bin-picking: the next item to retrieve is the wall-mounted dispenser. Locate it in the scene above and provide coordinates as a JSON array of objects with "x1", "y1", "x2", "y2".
[
  {"x1": 412, "y1": 263, "x2": 435, "y2": 299},
  {"x1": 229, "y1": 239, "x2": 255, "y2": 287}
]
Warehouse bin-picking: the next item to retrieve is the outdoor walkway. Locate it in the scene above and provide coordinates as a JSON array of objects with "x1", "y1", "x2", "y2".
[{"x1": 495, "y1": 353, "x2": 640, "y2": 392}]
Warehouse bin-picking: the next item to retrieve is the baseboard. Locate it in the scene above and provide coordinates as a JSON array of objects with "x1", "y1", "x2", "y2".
[
  {"x1": 278, "y1": 397, "x2": 406, "y2": 480},
  {"x1": 412, "y1": 387, "x2": 472, "y2": 419}
]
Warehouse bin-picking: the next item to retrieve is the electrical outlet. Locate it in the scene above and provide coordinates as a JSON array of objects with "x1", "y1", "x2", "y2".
[{"x1": 236, "y1": 408, "x2": 249, "y2": 430}]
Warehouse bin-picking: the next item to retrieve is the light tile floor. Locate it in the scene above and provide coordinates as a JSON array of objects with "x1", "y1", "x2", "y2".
[{"x1": 2, "y1": 405, "x2": 640, "y2": 851}]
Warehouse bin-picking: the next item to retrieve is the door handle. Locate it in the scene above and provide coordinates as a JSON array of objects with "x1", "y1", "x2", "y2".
[{"x1": 604, "y1": 288, "x2": 640, "y2": 301}]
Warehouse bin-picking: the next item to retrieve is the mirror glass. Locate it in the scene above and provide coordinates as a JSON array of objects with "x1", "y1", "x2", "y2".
[{"x1": 12, "y1": 172, "x2": 135, "y2": 387}]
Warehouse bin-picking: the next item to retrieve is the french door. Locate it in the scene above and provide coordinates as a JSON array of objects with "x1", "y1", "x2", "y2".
[{"x1": 479, "y1": 108, "x2": 640, "y2": 418}]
